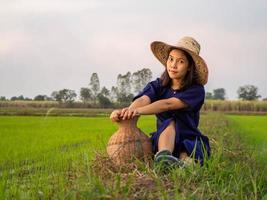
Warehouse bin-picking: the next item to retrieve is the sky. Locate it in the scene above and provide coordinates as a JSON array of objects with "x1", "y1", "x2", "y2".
[{"x1": 0, "y1": 0, "x2": 267, "y2": 100}]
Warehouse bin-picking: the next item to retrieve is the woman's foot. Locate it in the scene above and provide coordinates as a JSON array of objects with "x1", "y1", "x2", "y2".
[
  {"x1": 154, "y1": 150, "x2": 185, "y2": 171},
  {"x1": 179, "y1": 151, "x2": 194, "y2": 167}
]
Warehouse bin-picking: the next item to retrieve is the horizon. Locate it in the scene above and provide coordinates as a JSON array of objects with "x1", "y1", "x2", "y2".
[{"x1": 1, "y1": 70, "x2": 265, "y2": 101}]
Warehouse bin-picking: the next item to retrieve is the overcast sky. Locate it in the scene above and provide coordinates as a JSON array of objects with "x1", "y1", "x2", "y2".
[{"x1": 1, "y1": 0, "x2": 267, "y2": 99}]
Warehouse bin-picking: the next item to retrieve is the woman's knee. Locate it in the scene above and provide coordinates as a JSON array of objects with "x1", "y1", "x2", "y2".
[
  {"x1": 159, "y1": 121, "x2": 176, "y2": 138},
  {"x1": 164, "y1": 120, "x2": 175, "y2": 133}
]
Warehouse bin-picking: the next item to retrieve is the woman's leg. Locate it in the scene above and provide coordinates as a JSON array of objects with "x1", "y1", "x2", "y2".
[
  {"x1": 158, "y1": 120, "x2": 176, "y2": 153},
  {"x1": 158, "y1": 120, "x2": 190, "y2": 159}
]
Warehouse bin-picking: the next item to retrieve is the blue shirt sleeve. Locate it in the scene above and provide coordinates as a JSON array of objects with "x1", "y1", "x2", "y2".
[
  {"x1": 132, "y1": 78, "x2": 161, "y2": 103},
  {"x1": 174, "y1": 84, "x2": 205, "y2": 111}
]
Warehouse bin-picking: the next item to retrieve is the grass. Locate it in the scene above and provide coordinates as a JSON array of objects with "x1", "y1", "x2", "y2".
[
  {"x1": 0, "y1": 116, "x2": 112, "y2": 164},
  {"x1": 226, "y1": 115, "x2": 267, "y2": 165},
  {"x1": 0, "y1": 113, "x2": 266, "y2": 199}
]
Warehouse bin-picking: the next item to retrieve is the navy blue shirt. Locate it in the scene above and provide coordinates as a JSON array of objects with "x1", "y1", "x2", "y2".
[{"x1": 133, "y1": 78, "x2": 210, "y2": 164}]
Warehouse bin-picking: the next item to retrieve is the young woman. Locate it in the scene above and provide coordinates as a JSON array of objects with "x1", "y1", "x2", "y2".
[{"x1": 110, "y1": 36, "x2": 210, "y2": 167}]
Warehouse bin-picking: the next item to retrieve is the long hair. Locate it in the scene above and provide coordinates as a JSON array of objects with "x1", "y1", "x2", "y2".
[{"x1": 160, "y1": 48, "x2": 198, "y2": 89}]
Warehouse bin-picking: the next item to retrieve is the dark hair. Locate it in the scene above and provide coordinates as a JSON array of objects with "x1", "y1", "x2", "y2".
[{"x1": 160, "y1": 48, "x2": 198, "y2": 89}]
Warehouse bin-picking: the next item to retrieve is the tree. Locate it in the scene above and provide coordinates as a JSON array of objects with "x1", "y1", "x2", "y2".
[
  {"x1": 51, "y1": 91, "x2": 61, "y2": 101},
  {"x1": 34, "y1": 95, "x2": 48, "y2": 101},
  {"x1": 10, "y1": 96, "x2": 17, "y2": 101},
  {"x1": 237, "y1": 85, "x2": 261, "y2": 101},
  {"x1": 10, "y1": 95, "x2": 24, "y2": 101},
  {"x1": 97, "y1": 93, "x2": 112, "y2": 108},
  {"x1": 110, "y1": 86, "x2": 118, "y2": 103},
  {"x1": 89, "y1": 73, "x2": 100, "y2": 104},
  {"x1": 0, "y1": 96, "x2": 6, "y2": 101},
  {"x1": 100, "y1": 87, "x2": 110, "y2": 98},
  {"x1": 97, "y1": 87, "x2": 112, "y2": 107},
  {"x1": 116, "y1": 72, "x2": 133, "y2": 104},
  {"x1": 80, "y1": 88, "x2": 93, "y2": 102},
  {"x1": 205, "y1": 92, "x2": 213, "y2": 100},
  {"x1": 131, "y1": 68, "x2": 153, "y2": 94},
  {"x1": 18, "y1": 95, "x2": 25, "y2": 100},
  {"x1": 60, "y1": 89, "x2": 77, "y2": 103},
  {"x1": 51, "y1": 89, "x2": 77, "y2": 103},
  {"x1": 213, "y1": 88, "x2": 226, "y2": 100}
]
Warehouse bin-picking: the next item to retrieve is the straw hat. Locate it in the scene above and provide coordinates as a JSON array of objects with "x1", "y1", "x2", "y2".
[{"x1": 151, "y1": 36, "x2": 208, "y2": 85}]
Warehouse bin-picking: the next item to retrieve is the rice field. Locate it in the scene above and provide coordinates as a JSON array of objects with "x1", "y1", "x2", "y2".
[
  {"x1": 226, "y1": 115, "x2": 267, "y2": 165},
  {"x1": 1, "y1": 100, "x2": 267, "y2": 114},
  {"x1": 0, "y1": 113, "x2": 266, "y2": 199}
]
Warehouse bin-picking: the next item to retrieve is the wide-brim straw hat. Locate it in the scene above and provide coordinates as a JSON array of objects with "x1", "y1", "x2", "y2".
[{"x1": 151, "y1": 36, "x2": 208, "y2": 85}]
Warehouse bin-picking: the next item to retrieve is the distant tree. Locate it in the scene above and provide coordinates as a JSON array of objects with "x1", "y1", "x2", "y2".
[
  {"x1": 131, "y1": 68, "x2": 153, "y2": 94},
  {"x1": 237, "y1": 85, "x2": 261, "y2": 101},
  {"x1": 110, "y1": 86, "x2": 118, "y2": 103},
  {"x1": 97, "y1": 93, "x2": 112, "y2": 108},
  {"x1": 213, "y1": 88, "x2": 226, "y2": 100},
  {"x1": 10, "y1": 96, "x2": 17, "y2": 101},
  {"x1": 89, "y1": 73, "x2": 100, "y2": 104},
  {"x1": 117, "y1": 72, "x2": 131, "y2": 96},
  {"x1": 80, "y1": 87, "x2": 93, "y2": 102},
  {"x1": 60, "y1": 89, "x2": 77, "y2": 103},
  {"x1": 205, "y1": 92, "x2": 213, "y2": 100},
  {"x1": 97, "y1": 87, "x2": 112, "y2": 107},
  {"x1": 51, "y1": 89, "x2": 77, "y2": 103},
  {"x1": 17, "y1": 95, "x2": 25, "y2": 100},
  {"x1": 34, "y1": 95, "x2": 48, "y2": 101},
  {"x1": 100, "y1": 87, "x2": 110, "y2": 98},
  {"x1": 51, "y1": 91, "x2": 61, "y2": 101},
  {"x1": 10, "y1": 95, "x2": 24, "y2": 101},
  {"x1": 263, "y1": 98, "x2": 267, "y2": 101},
  {"x1": 117, "y1": 72, "x2": 133, "y2": 104},
  {"x1": 10, "y1": 95, "x2": 32, "y2": 101},
  {"x1": 0, "y1": 96, "x2": 6, "y2": 101}
]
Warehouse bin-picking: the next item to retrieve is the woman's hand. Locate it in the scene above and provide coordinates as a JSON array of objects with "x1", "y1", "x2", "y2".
[
  {"x1": 120, "y1": 107, "x2": 140, "y2": 120},
  {"x1": 110, "y1": 109, "x2": 122, "y2": 122}
]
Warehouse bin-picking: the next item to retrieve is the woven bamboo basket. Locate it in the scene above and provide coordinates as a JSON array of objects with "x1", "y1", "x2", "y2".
[{"x1": 107, "y1": 117, "x2": 152, "y2": 165}]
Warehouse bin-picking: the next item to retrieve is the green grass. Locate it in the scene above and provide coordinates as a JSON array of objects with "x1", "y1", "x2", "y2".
[
  {"x1": 226, "y1": 115, "x2": 267, "y2": 143},
  {"x1": 226, "y1": 115, "x2": 267, "y2": 165},
  {"x1": 0, "y1": 114, "x2": 266, "y2": 199},
  {"x1": 0, "y1": 116, "x2": 111, "y2": 163}
]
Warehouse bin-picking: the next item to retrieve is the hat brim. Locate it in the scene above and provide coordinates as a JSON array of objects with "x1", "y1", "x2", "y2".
[{"x1": 151, "y1": 41, "x2": 208, "y2": 85}]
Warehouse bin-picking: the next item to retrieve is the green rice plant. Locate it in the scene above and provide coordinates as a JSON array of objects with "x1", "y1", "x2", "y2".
[{"x1": 0, "y1": 114, "x2": 266, "y2": 199}]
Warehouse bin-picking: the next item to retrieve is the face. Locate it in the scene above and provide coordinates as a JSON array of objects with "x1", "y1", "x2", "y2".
[{"x1": 166, "y1": 49, "x2": 189, "y2": 81}]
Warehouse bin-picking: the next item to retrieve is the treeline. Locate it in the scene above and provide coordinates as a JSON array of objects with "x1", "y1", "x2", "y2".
[
  {"x1": 205, "y1": 86, "x2": 265, "y2": 101},
  {"x1": 0, "y1": 68, "x2": 153, "y2": 108},
  {"x1": 1, "y1": 69, "x2": 266, "y2": 109}
]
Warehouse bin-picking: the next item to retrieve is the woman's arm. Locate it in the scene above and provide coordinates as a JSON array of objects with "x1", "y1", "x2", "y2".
[
  {"x1": 120, "y1": 95, "x2": 151, "y2": 120},
  {"x1": 128, "y1": 95, "x2": 151, "y2": 109},
  {"x1": 120, "y1": 97, "x2": 189, "y2": 120},
  {"x1": 136, "y1": 97, "x2": 188, "y2": 115}
]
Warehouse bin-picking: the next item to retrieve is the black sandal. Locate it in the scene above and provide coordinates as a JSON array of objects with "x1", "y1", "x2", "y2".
[{"x1": 154, "y1": 150, "x2": 185, "y2": 171}]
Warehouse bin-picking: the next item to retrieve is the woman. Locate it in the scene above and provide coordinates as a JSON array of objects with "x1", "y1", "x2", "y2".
[{"x1": 110, "y1": 36, "x2": 210, "y2": 168}]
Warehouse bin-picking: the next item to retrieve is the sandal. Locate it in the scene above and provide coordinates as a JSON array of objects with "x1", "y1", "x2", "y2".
[{"x1": 154, "y1": 150, "x2": 186, "y2": 171}]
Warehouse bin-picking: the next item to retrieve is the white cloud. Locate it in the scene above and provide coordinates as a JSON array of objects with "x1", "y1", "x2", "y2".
[{"x1": 0, "y1": 0, "x2": 104, "y2": 14}]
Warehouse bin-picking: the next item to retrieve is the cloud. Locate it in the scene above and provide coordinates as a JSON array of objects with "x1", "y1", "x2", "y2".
[{"x1": 0, "y1": 0, "x2": 105, "y2": 14}]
